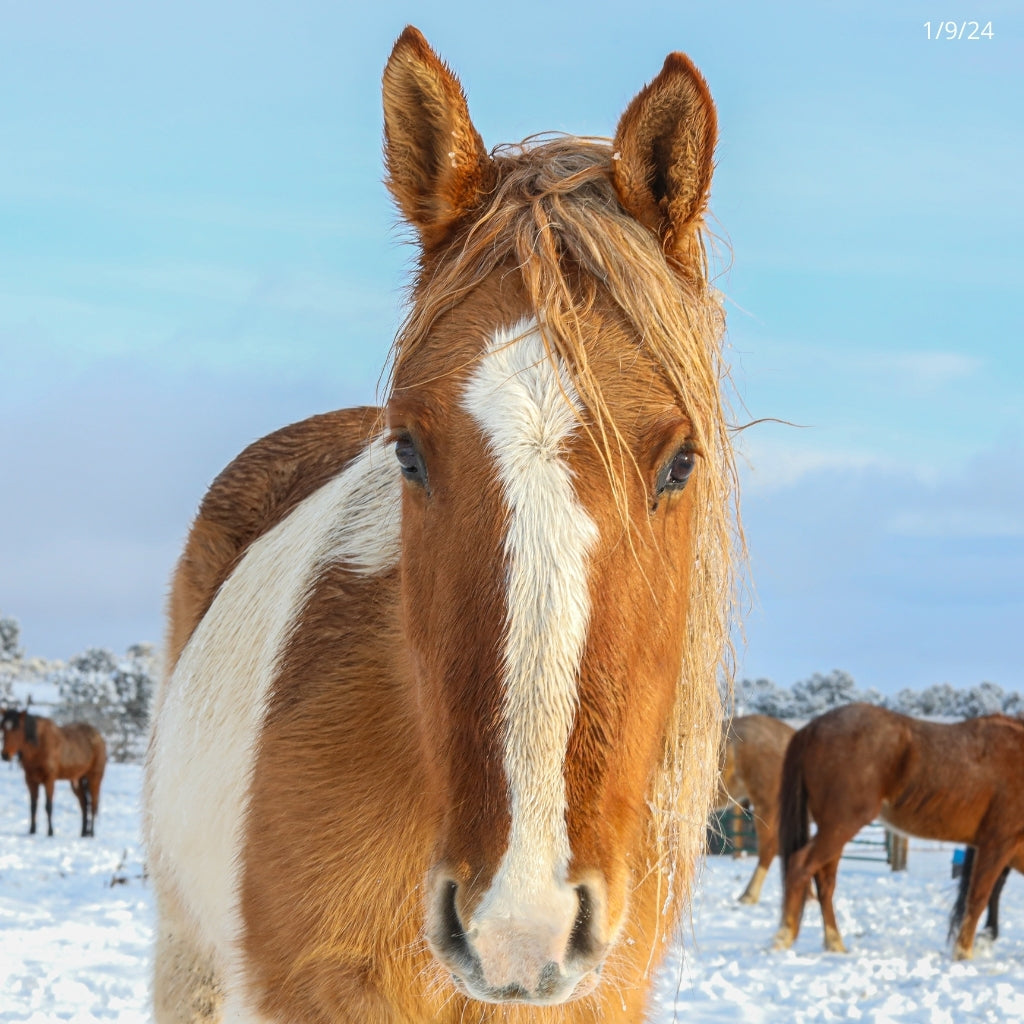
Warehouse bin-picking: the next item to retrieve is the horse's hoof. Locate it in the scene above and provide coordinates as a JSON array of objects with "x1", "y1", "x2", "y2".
[
  {"x1": 952, "y1": 944, "x2": 973, "y2": 961},
  {"x1": 770, "y1": 930, "x2": 794, "y2": 951},
  {"x1": 738, "y1": 892, "x2": 758, "y2": 905}
]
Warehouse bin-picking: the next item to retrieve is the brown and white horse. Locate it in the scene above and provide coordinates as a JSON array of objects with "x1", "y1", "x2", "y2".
[
  {"x1": 1, "y1": 709, "x2": 107, "y2": 837},
  {"x1": 144, "y1": 26, "x2": 740, "y2": 1023},
  {"x1": 716, "y1": 714, "x2": 795, "y2": 903}
]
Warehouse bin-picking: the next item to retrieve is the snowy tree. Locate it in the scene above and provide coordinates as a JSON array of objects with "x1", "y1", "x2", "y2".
[
  {"x1": 859, "y1": 687, "x2": 888, "y2": 709},
  {"x1": 912, "y1": 683, "x2": 959, "y2": 717},
  {"x1": 1003, "y1": 691, "x2": 1024, "y2": 715},
  {"x1": 69, "y1": 647, "x2": 118, "y2": 676},
  {"x1": 51, "y1": 645, "x2": 157, "y2": 762},
  {"x1": 789, "y1": 670, "x2": 860, "y2": 717},
  {"x1": 735, "y1": 670, "x2": 1023, "y2": 723},
  {"x1": 52, "y1": 649, "x2": 120, "y2": 729},
  {"x1": 734, "y1": 677, "x2": 793, "y2": 718},
  {"x1": 112, "y1": 644, "x2": 157, "y2": 757},
  {"x1": 890, "y1": 688, "x2": 922, "y2": 715},
  {"x1": 0, "y1": 613, "x2": 23, "y2": 663},
  {"x1": 954, "y1": 681, "x2": 1006, "y2": 719}
]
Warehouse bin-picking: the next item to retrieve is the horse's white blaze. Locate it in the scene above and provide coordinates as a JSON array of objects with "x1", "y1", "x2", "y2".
[
  {"x1": 462, "y1": 319, "x2": 598, "y2": 952},
  {"x1": 145, "y1": 437, "x2": 400, "y2": 980}
]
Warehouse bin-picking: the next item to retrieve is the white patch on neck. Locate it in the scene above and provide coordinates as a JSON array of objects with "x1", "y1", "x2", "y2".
[
  {"x1": 145, "y1": 436, "x2": 400, "y2": 982},
  {"x1": 461, "y1": 318, "x2": 598, "y2": 923}
]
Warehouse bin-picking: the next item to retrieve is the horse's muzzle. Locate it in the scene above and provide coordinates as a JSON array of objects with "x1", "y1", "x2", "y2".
[{"x1": 425, "y1": 874, "x2": 608, "y2": 1005}]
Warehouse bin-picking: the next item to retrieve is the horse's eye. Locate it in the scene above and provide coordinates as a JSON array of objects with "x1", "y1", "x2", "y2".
[
  {"x1": 667, "y1": 450, "x2": 695, "y2": 486},
  {"x1": 394, "y1": 437, "x2": 428, "y2": 489},
  {"x1": 655, "y1": 448, "x2": 696, "y2": 499}
]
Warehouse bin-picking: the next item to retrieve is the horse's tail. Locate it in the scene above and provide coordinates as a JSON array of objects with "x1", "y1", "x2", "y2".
[
  {"x1": 949, "y1": 846, "x2": 974, "y2": 942},
  {"x1": 777, "y1": 726, "x2": 811, "y2": 886}
]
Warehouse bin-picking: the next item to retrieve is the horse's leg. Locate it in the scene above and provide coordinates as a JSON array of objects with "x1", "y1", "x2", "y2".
[
  {"x1": 773, "y1": 829, "x2": 852, "y2": 951},
  {"x1": 24, "y1": 776, "x2": 39, "y2": 835},
  {"x1": 981, "y1": 865, "x2": 1010, "y2": 940},
  {"x1": 44, "y1": 778, "x2": 55, "y2": 837},
  {"x1": 952, "y1": 842, "x2": 1015, "y2": 960},
  {"x1": 739, "y1": 812, "x2": 776, "y2": 904},
  {"x1": 87, "y1": 767, "x2": 102, "y2": 837},
  {"x1": 152, "y1": 887, "x2": 224, "y2": 1024},
  {"x1": 815, "y1": 858, "x2": 846, "y2": 952},
  {"x1": 73, "y1": 778, "x2": 89, "y2": 837},
  {"x1": 773, "y1": 842, "x2": 813, "y2": 949}
]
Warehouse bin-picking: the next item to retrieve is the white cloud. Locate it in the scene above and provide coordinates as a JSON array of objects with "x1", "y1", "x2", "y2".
[{"x1": 736, "y1": 435, "x2": 893, "y2": 494}]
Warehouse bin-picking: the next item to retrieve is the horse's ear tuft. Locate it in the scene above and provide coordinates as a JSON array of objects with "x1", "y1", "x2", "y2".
[
  {"x1": 23, "y1": 713, "x2": 37, "y2": 745},
  {"x1": 612, "y1": 51, "x2": 717, "y2": 261},
  {"x1": 382, "y1": 25, "x2": 496, "y2": 250}
]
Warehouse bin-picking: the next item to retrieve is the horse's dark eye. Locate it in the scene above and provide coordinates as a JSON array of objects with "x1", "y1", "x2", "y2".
[
  {"x1": 655, "y1": 448, "x2": 696, "y2": 500},
  {"x1": 668, "y1": 450, "x2": 695, "y2": 485},
  {"x1": 395, "y1": 437, "x2": 428, "y2": 488}
]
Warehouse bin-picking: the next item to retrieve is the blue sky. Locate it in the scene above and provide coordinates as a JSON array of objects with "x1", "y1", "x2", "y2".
[{"x1": 1, "y1": 1, "x2": 1021, "y2": 694}]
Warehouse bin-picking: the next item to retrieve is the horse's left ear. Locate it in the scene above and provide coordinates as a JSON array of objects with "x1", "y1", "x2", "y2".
[
  {"x1": 382, "y1": 26, "x2": 496, "y2": 250},
  {"x1": 612, "y1": 52, "x2": 717, "y2": 260}
]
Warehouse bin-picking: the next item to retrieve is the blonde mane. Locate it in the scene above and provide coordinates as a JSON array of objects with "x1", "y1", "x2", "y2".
[{"x1": 387, "y1": 134, "x2": 742, "y2": 950}]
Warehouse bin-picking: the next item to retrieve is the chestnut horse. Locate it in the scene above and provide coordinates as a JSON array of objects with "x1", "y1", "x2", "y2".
[
  {"x1": 773, "y1": 703, "x2": 1024, "y2": 959},
  {"x1": 144, "y1": 26, "x2": 740, "y2": 1023},
  {"x1": 1, "y1": 709, "x2": 107, "y2": 837},
  {"x1": 716, "y1": 714, "x2": 795, "y2": 903}
]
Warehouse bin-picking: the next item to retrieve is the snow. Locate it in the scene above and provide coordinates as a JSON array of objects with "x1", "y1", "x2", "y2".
[
  {"x1": 1, "y1": 764, "x2": 1021, "y2": 1022},
  {"x1": 0, "y1": 762, "x2": 150, "y2": 1023},
  {"x1": 658, "y1": 852, "x2": 1024, "y2": 1023}
]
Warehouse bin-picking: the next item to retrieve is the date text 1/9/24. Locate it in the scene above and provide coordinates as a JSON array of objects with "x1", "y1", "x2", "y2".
[{"x1": 924, "y1": 21, "x2": 994, "y2": 40}]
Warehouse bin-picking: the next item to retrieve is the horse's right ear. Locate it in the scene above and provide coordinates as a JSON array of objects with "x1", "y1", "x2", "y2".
[
  {"x1": 382, "y1": 26, "x2": 496, "y2": 250},
  {"x1": 612, "y1": 51, "x2": 717, "y2": 263}
]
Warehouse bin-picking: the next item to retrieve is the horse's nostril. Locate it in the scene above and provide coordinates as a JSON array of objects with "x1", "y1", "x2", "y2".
[
  {"x1": 438, "y1": 880, "x2": 472, "y2": 962},
  {"x1": 567, "y1": 883, "x2": 598, "y2": 960}
]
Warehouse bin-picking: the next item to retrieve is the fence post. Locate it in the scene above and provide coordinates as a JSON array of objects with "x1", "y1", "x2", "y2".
[{"x1": 886, "y1": 830, "x2": 908, "y2": 871}]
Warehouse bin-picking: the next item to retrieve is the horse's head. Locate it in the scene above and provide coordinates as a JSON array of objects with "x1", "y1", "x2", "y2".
[
  {"x1": 382, "y1": 27, "x2": 736, "y2": 1006},
  {"x1": 1, "y1": 709, "x2": 25, "y2": 761}
]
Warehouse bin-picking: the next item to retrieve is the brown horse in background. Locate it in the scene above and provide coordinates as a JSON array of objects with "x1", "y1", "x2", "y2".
[
  {"x1": 1, "y1": 709, "x2": 107, "y2": 837},
  {"x1": 774, "y1": 703, "x2": 1024, "y2": 959},
  {"x1": 716, "y1": 714, "x2": 795, "y2": 903}
]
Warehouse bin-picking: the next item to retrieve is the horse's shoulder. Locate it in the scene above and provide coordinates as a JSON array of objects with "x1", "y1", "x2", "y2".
[{"x1": 166, "y1": 406, "x2": 383, "y2": 671}]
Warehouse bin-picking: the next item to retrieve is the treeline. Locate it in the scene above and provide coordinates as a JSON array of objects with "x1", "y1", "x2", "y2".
[
  {"x1": 5, "y1": 611, "x2": 1020, "y2": 761},
  {"x1": 734, "y1": 669, "x2": 1022, "y2": 721},
  {"x1": 0, "y1": 614, "x2": 155, "y2": 763}
]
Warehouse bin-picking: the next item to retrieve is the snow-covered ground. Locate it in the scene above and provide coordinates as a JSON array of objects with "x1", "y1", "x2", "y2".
[
  {"x1": 658, "y1": 849, "x2": 1024, "y2": 1023},
  {"x1": 1, "y1": 764, "x2": 1022, "y2": 1022},
  {"x1": 0, "y1": 762, "x2": 150, "y2": 1022}
]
